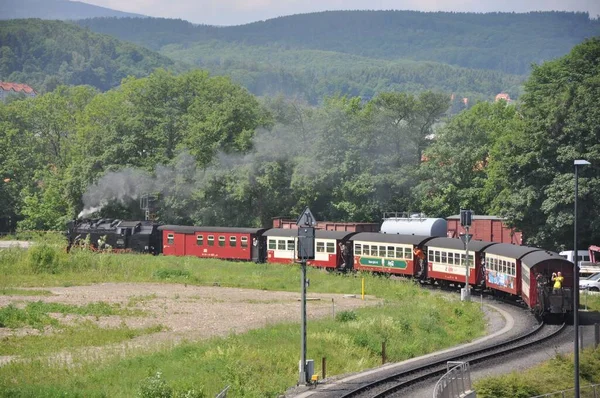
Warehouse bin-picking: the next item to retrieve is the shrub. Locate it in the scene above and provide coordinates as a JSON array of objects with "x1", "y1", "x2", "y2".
[
  {"x1": 27, "y1": 243, "x2": 61, "y2": 274},
  {"x1": 336, "y1": 310, "x2": 357, "y2": 322},
  {"x1": 138, "y1": 372, "x2": 173, "y2": 398}
]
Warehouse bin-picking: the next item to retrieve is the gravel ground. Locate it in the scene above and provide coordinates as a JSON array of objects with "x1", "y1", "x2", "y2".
[{"x1": 0, "y1": 282, "x2": 380, "y2": 366}]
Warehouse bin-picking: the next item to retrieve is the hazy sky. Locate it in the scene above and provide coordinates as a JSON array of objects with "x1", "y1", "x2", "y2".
[{"x1": 76, "y1": 0, "x2": 600, "y2": 26}]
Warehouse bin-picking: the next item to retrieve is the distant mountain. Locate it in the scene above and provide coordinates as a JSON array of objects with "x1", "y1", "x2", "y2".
[
  {"x1": 0, "y1": 0, "x2": 145, "y2": 20},
  {"x1": 0, "y1": 19, "x2": 184, "y2": 92},
  {"x1": 77, "y1": 11, "x2": 600, "y2": 75}
]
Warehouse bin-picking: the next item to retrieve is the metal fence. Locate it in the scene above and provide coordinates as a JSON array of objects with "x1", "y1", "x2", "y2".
[
  {"x1": 433, "y1": 361, "x2": 472, "y2": 398},
  {"x1": 531, "y1": 384, "x2": 600, "y2": 398}
]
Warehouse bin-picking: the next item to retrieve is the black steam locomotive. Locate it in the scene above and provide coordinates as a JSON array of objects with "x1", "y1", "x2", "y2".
[{"x1": 66, "y1": 219, "x2": 161, "y2": 255}]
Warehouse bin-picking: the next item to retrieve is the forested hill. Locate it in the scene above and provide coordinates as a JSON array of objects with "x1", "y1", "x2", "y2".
[
  {"x1": 77, "y1": 11, "x2": 600, "y2": 75},
  {"x1": 0, "y1": 19, "x2": 184, "y2": 92},
  {"x1": 0, "y1": 0, "x2": 145, "y2": 20}
]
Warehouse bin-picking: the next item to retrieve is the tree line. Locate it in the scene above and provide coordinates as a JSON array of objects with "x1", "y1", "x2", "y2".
[{"x1": 0, "y1": 38, "x2": 599, "y2": 251}]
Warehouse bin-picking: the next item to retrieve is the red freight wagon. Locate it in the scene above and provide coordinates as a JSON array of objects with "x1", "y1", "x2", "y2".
[
  {"x1": 446, "y1": 215, "x2": 522, "y2": 245},
  {"x1": 158, "y1": 225, "x2": 267, "y2": 262},
  {"x1": 482, "y1": 244, "x2": 541, "y2": 296},
  {"x1": 272, "y1": 217, "x2": 380, "y2": 232},
  {"x1": 425, "y1": 238, "x2": 496, "y2": 287},
  {"x1": 263, "y1": 228, "x2": 357, "y2": 270},
  {"x1": 351, "y1": 233, "x2": 435, "y2": 276}
]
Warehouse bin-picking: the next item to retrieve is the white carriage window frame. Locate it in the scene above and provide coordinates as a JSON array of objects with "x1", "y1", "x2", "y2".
[
  {"x1": 241, "y1": 236, "x2": 248, "y2": 248},
  {"x1": 277, "y1": 239, "x2": 286, "y2": 250},
  {"x1": 395, "y1": 247, "x2": 403, "y2": 258},
  {"x1": 379, "y1": 246, "x2": 386, "y2": 257},
  {"x1": 287, "y1": 240, "x2": 295, "y2": 251},
  {"x1": 218, "y1": 236, "x2": 226, "y2": 247},
  {"x1": 316, "y1": 242, "x2": 325, "y2": 252},
  {"x1": 196, "y1": 235, "x2": 203, "y2": 246},
  {"x1": 362, "y1": 244, "x2": 370, "y2": 256},
  {"x1": 326, "y1": 242, "x2": 335, "y2": 253},
  {"x1": 208, "y1": 235, "x2": 215, "y2": 246},
  {"x1": 371, "y1": 245, "x2": 378, "y2": 257},
  {"x1": 268, "y1": 239, "x2": 276, "y2": 250},
  {"x1": 229, "y1": 236, "x2": 236, "y2": 247},
  {"x1": 387, "y1": 246, "x2": 395, "y2": 258},
  {"x1": 167, "y1": 233, "x2": 174, "y2": 244},
  {"x1": 355, "y1": 243, "x2": 362, "y2": 255}
]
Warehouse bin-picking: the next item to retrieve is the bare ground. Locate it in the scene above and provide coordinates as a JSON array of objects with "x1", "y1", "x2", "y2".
[{"x1": 0, "y1": 283, "x2": 380, "y2": 365}]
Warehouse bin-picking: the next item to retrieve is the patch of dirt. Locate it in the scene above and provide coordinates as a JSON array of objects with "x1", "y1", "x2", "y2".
[{"x1": 0, "y1": 283, "x2": 380, "y2": 365}]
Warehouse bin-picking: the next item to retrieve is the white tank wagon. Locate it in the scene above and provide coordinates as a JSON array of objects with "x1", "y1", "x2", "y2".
[{"x1": 380, "y1": 213, "x2": 447, "y2": 237}]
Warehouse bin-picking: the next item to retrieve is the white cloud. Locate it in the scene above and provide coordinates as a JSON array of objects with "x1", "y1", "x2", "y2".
[{"x1": 74, "y1": 0, "x2": 600, "y2": 25}]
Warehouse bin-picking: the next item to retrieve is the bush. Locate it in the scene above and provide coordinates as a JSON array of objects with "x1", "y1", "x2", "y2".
[
  {"x1": 138, "y1": 372, "x2": 173, "y2": 398},
  {"x1": 336, "y1": 310, "x2": 357, "y2": 322},
  {"x1": 27, "y1": 243, "x2": 62, "y2": 274}
]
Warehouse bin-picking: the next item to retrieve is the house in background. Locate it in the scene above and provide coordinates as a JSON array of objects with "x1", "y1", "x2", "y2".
[
  {"x1": 0, "y1": 81, "x2": 37, "y2": 102},
  {"x1": 495, "y1": 92, "x2": 512, "y2": 102}
]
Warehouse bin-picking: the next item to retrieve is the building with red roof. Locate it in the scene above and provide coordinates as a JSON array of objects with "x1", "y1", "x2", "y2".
[
  {"x1": 495, "y1": 92, "x2": 511, "y2": 102},
  {"x1": 0, "y1": 82, "x2": 37, "y2": 102}
]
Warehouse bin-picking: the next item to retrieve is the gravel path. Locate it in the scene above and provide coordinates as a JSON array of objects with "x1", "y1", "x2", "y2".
[{"x1": 0, "y1": 282, "x2": 380, "y2": 366}]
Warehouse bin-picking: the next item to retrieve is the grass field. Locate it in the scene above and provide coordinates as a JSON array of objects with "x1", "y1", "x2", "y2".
[{"x1": 0, "y1": 239, "x2": 487, "y2": 397}]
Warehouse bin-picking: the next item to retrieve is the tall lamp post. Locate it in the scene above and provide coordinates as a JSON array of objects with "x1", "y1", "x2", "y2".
[{"x1": 574, "y1": 159, "x2": 590, "y2": 398}]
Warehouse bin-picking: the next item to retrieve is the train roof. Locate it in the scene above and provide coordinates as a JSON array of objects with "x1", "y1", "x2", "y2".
[
  {"x1": 483, "y1": 243, "x2": 541, "y2": 260},
  {"x1": 263, "y1": 229, "x2": 356, "y2": 240},
  {"x1": 521, "y1": 250, "x2": 572, "y2": 269},
  {"x1": 352, "y1": 232, "x2": 435, "y2": 246},
  {"x1": 158, "y1": 225, "x2": 266, "y2": 234},
  {"x1": 426, "y1": 237, "x2": 497, "y2": 252}
]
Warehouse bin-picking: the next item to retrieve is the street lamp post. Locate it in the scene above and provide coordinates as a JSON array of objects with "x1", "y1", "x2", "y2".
[{"x1": 574, "y1": 159, "x2": 590, "y2": 398}]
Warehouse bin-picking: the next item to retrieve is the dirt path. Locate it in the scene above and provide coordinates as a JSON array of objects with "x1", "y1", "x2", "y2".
[{"x1": 0, "y1": 283, "x2": 380, "y2": 365}]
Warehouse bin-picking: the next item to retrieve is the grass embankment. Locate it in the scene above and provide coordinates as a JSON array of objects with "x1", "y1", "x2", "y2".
[
  {"x1": 475, "y1": 349, "x2": 600, "y2": 397},
  {"x1": 474, "y1": 292, "x2": 600, "y2": 397},
  {"x1": 0, "y1": 240, "x2": 487, "y2": 397}
]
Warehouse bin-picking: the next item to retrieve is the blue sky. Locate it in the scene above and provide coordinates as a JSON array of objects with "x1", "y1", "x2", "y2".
[{"x1": 76, "y1": 0, "x2": 600, "y2": 26}]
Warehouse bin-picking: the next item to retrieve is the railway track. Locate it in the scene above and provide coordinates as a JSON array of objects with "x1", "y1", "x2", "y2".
[{"x1": 339, "y1": 321, "x2": 566, "y2": 398}]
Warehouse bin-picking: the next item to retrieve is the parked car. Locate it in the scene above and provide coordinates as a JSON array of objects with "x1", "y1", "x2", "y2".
[{"x1": 580, "y1": 272, "x2": 600, "y2": 291}]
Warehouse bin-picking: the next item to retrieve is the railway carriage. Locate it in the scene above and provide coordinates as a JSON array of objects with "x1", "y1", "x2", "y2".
[
  {"x1": 263, "y1": 229, "x2": 356, "y2": 270},
  {"x1": 351, "y1": 233, "x2": 435, "y2": 276},
  {"x1": 425, "y1": 238, "x2": 496, "y2": 287},
  {"x1": 482, "y1": 244, "x2": 541, "y2": 296},
  {"x1": 520, "y1": 250, "x2": 573, "y2": 316},
  {"x1": 158, "y1": 225, "x2": 267, "y2": 262}
]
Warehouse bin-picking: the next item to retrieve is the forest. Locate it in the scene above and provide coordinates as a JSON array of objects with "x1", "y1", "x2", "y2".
[
  {"x1": 0, "y1": 37, "x2": 599, "y2": 252},
  {"x1": 78, "y1": 11, "x2": 600, "y2": 74},
  {"x1": 0, "y1": 19, "x2": 184, "y2": 92}
]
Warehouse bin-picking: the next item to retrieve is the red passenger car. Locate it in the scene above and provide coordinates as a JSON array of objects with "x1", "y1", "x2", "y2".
[
  {"x1": 425, "y1": 238, "x2": 496, "y2": 286},
  {"x1": 520, "y1": 251, "x2": 573, "y2": 314},
  {"x1": 263, "y1": 229, "x2": 356, "y2": 270},
  {"x1": 158, "y1": 225, "x2": 267, "y2": 261},
  {"x1": 482, "y1": 244, "x2": 541, "y2": 296},
  {"x1": 352, "y1": 233, "x2": 435, "y2": 276}
]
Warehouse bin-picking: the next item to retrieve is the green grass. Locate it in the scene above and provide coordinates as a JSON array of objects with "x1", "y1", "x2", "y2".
[
  {"x1": 0, "y1": 323, "x2": 166, "y2": 356},
  {"x1": 475, "y1": 348, "x2": 600, "y2": 397},
  {"x1": 0, "y1": 300, "x2": 143, "y2": 330},
  {"x1": 0, "y1": 242, "x2": 487, "y2": 397},
  {"x1": 0, "y1": 300, "x2": 484, "y2": 397}
]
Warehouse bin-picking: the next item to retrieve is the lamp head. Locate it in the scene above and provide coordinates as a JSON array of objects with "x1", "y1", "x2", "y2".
[{"x1": 574, "y1": 159, "x2": 591, "y2": 166}]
